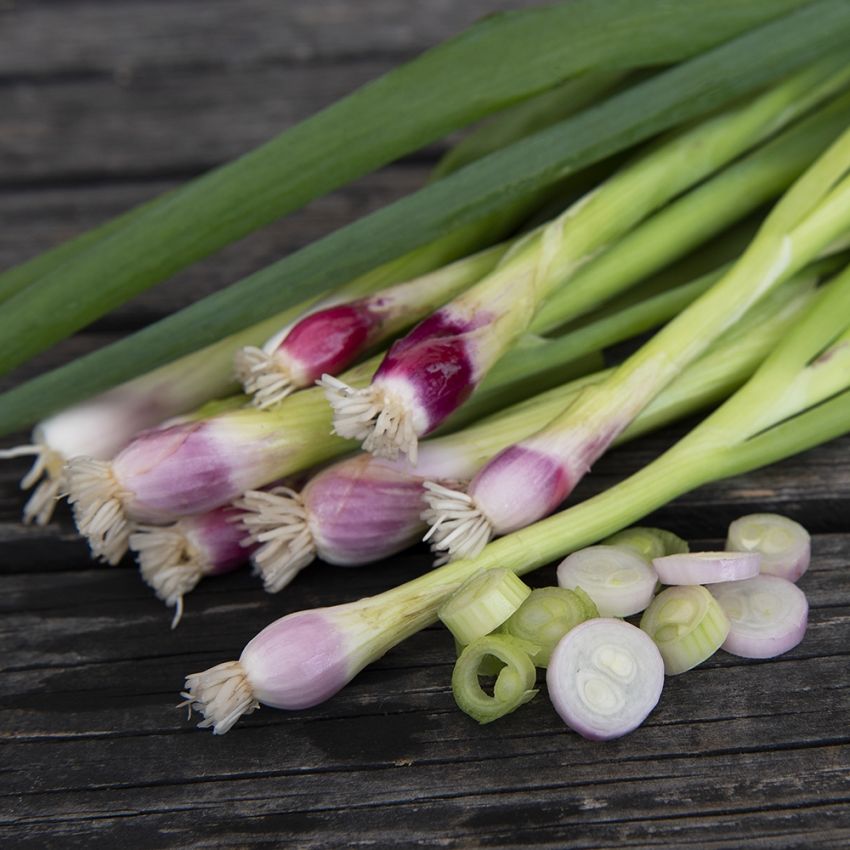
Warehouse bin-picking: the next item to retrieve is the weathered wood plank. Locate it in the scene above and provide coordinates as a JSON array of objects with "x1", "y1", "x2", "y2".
[
  {"x1": 0, "y1": 1, "x2": 540, "y2": 77},
  {"x1": 0, "y1": 62, "x2": 447, "y2": 184},
  {"x1": 4, "y1": 3, "x2": 850, "y2": 847},
  {"x1": 0, "y1": 530, "x2": 848, "y2": 847}
]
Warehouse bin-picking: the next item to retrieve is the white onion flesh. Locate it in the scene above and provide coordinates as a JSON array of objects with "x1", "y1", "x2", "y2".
[
  {"x1": 726, "y1": 513, "x2": 811, "y2": 582},
  {"x1": 556, "y1": 546, "x2": 658, "y2": 617},
  {"x1": 710, "y1": 574, "x2": 808, "y2": 658},
  {"x1": 547, "y1": 618, "x2": 664, "y2": 740},
  {"x1": 652, "y1": 550, "x2": 760, "y2": 585}
]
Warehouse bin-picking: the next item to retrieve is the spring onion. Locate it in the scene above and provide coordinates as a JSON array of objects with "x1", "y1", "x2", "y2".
[
  {"x1": 603, "y1": 527, "x2": 689, "y2": 562},
  {"x1": 423, "y1": 103, "x2": 850, "y2": 561},
  {"x1": 556, "y1": 546, "x2": 658, "y2": 617},
  {"x1": 652, "y1": 551, "x2": 762, "y2": 586},
  {"x1": 438, "y1": 569, "x2": 531, "y2": 646},
  {"x1": 129, "y1": 507, "x2": 254, "y2": 628},
  {"x1": 502, "y1": 587, "x2": 598, "y2": 668},
  {"x1": 726, "y1": 513, "x2": 811, "y2": 582},
  {"x1": 236, "y1": 243, "x2": 508, "y2": 408},
  {"x1": 322, "y1": 62, "x2": 850, "y2": 462},
  {"x1": 640, "y1": 585, "x2": 730, "y2": 675},
  {"x1": 710, "y1": 575, "x2": 809, "y2": 658},
  {"x1": 451, "y1": 634, "x2": 539, "y2": 725},
  {"x1": 180, "y1": 251, "x2": 850, "y2": 731},
  {"x1": 547, "y1": 618, "x2": 665, "y2": 740}
]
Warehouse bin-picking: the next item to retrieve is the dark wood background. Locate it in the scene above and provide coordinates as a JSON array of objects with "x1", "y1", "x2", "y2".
[{"x1": 2, "y1": 3, "x2": 849, "y2": 848}]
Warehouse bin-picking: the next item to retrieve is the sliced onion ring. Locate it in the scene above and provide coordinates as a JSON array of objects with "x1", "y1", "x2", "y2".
[
  {"x1": 556, "y1": 546, "x2": 658, "y2": 617},
  {"x1": 547, "y1": 618, "x2": 664, "y2": 740},
  {"x1": 726, "y1": 513, "x2": 811, "y2": 582},
  {"x1": 652, "y1": 550, "x2": 760, "y2": 585},
  {"x1": 710, "y1": 574, "x2": 808, "y2": 659}
]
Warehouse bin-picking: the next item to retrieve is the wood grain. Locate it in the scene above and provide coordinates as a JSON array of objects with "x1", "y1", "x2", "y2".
[{"x1": 2, "y1": 2, "x2": 849, "y2": 848}]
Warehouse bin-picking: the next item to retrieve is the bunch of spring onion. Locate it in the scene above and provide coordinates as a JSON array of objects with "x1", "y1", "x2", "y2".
[
  {"x1": 234, "y1": 265, "x2": 817, "y2": 595},
  {"x1": 181, "y1": 255, "x2": 850, "y2": 732},
  {"x1": 423, "y1": 112, "x2": 850, "y2": 561},
  {"x1": 124, "y1": 262, "x2": 736, "y2": 615},
  {"x1": 63, "y1": 77, "x2": 850, "y2": 565},
  {"x1": 320, "y1": 58, "x2": 850, "y2": 463}
]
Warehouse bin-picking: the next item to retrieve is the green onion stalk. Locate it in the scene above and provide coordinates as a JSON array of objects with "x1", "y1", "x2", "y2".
[
  {"x1": 0, "y1": 226, "x2": 489, "y2": 526},
  {"x1": 0, "y1": 71, "x2": 623, "y2": 310},
  {"x1": 424, "y1": 113, "x2": 850, "y2": 562},
  {"x1": 320, "y1": 58, "x2": 850, "y2": 463},
  {"x1": 181, "y1": 259, "x2": 850, "y2": 733}
]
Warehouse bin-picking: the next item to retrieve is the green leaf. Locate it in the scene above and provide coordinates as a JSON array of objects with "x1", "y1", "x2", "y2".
[
  {"x1": 2, "y1": 0, "x2": 848, "y2": 435},
  {"x1": 0, "y1": 0, "x2": 809, "y2": 372}
]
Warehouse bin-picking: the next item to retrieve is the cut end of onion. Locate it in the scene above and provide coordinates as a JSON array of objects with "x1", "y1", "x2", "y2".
[
  {"x1": 556, "y1": 546, "x2": 658, "y2": 618},
  {"x1": 421, "y1": 480, "x2": 493, "y2": 563},
  {"x1": 710, "y1": 574, "x2": 808, "y2": 659},
  {"x1": 130, "y1": 524, "x2": 204, "y2": 628},
  {"x1": 235, "y1": 345, "x2": 299, "y2": 409},
  {"x1": 236, "y1": 487, "x2": 317, "y2": 593},
  {"x1": 65, "y1": 456, "x2": 133, "y2": 565},
  {"x1": 0, "y1": 441, "x2": 68, "y2": 525},
  {"x1": 319, "y1": 374, "x2": 419, "y2": 463},
  {"x1": 181, "y1": 660, "x2": 260, "y2": 735},
  {"x1": 726, "y1": 513, "x2": 811, "y2": 582},
  {"x1": 547, "y1": 618, "x2": 664, "y2": 740}
]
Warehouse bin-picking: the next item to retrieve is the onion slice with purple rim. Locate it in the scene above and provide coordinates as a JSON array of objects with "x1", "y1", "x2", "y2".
[
  {"x1": 710, "y1": 574, "x2": 808, "y2": 658},
  {"x1": 652, "y1": 550, "x2": 760, "y2": 585},
  {"x1": 726, "y1": 513, "x2": 811, "y2": 582},
  {"x1": 547, "y1": 618, "x2": 665, "y2": 740},
  {"x1": 556, "y1": 546, "x2": 658, "y2": 617}
]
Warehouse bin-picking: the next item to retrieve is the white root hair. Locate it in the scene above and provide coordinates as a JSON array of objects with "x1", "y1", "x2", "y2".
[
  {"x1": 65, "y1": 457, "x2": 133, "y2": 565},
  {"x1": 0, "y1": 442, "x2": 68, "y2": 525},
  {"x1": 180, "y1": 660, "x2": 259, "y2": 734},
  {"x1": 129, "y1": 523, "x2": 205, "y2": 628},
  {"x1": 421, "y1": 481, "x2": 494, "y2": 564},
  {"x1": 236, "y1": 487, "x2": 316, "y2": 593},
  {"x1": 234, "y1": 346, "x2": 298, "y2": 409},
  {"x1": 319, "y1": 374, "x2": 419, "y2": 464}
]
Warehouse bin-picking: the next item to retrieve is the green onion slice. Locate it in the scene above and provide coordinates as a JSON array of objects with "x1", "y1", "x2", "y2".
[
  {"x1": 639, "y1": 585, "x2": 730, "y2": 675},
  {"x1": 603, "y1": 526, "x2": 689, "y2": 561},
  {"x1": 503, "y1": 587, "x2": 598, "y2": 667},
  {"x1": 451, "y1": 634, "x2": 539, "y2": 724},
  {"x1": 438, "y1": 568, "x2": 531, "y2": 645}
]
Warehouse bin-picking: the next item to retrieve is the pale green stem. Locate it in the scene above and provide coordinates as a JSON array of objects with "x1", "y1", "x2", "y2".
[
  {"x1": 525, "y1": 126, "x2": 850, "y2": 457},
  {"x1": 431, "y1": 267, "x2": 816, "y2": 471},
  {"x1": 450, "y1": 56, "x2": 850, "y2": 373},
  {"x1": 530, "y1": 88, "x2": 850, "y2": 333}
]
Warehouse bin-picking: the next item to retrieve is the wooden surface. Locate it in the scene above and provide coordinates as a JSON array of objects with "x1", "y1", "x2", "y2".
[{"x1": 2, "y1": 3, "x2": 849, "y2": 848}]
